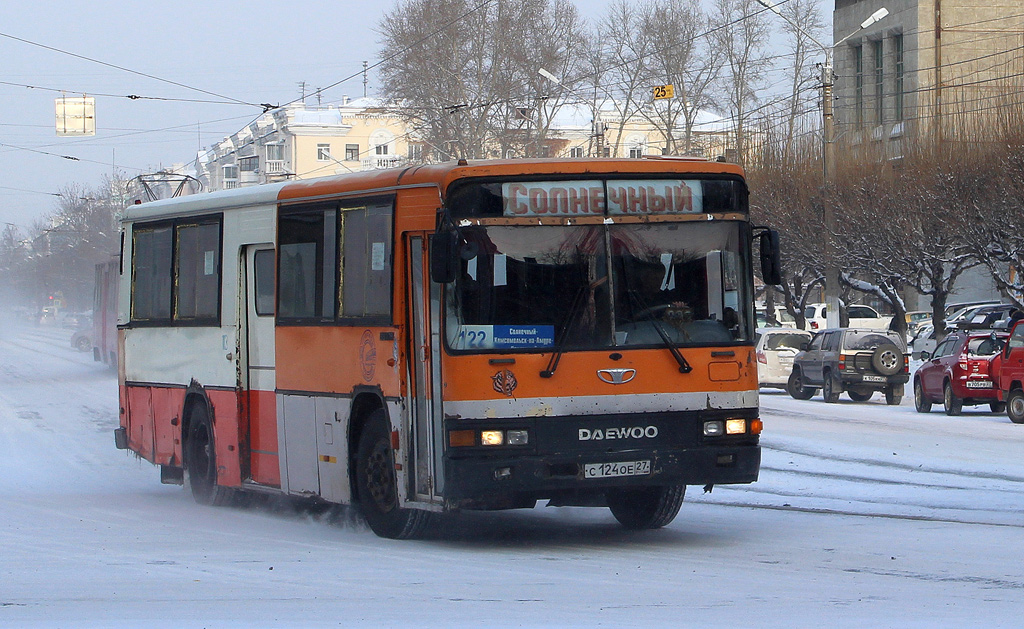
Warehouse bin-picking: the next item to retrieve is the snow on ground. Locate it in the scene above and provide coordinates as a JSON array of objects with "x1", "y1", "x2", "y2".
[{"x1": 2, "y1": 322, "x2": 1023, "y2": 627}]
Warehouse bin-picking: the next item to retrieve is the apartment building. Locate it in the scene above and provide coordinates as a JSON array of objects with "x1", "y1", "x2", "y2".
[{"x1": 198, "y1": 97, "x2": 416, "y2": 192}]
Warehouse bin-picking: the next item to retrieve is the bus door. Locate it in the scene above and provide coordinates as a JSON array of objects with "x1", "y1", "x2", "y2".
[
  {"x1": 407, "y1": 234, "x2": 445, "y2": 503},
  {"x1": 242, "y1": 244, "x2": 278, "y2": 486}
]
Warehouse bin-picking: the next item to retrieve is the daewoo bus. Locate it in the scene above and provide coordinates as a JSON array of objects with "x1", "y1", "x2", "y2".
[{"x1": 114, "y1": 158, "x2": 779, "y2": 539}]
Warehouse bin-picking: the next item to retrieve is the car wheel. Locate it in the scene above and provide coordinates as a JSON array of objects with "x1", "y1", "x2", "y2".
[
  {"x1": 848, "y1": 389, "x2": 873, "y2": 402},
  {"x1": 356, "y1": 410, "x2": 429, "y2": 539},
  {"x1": 787, "y1": 370, "x2": 816, "y2": 400},
  {"x1": 914, "y1": 379, "x2": 932, "y2": 413},
  {"x1": 75, "y1": 336, "x2": 91, "y2": 352},
  {"x1": 885, "y1": 384, "x2": 903, "y2": 406},
  {"x1": 1007, "y1": 389, "x2": 1024, "y2": 424},
  {"x1": 943, "y1": 381, "x2": 963, "y2": 416},
  {"x1": 822, "y1": 371, "x2": 840, "y2": 403},
  {"x1": 607, "y1": 485, "x2": 685, "y2": 530},
  {"x1": 871, "y1": 344, "x2": 903, "y2": 376},
  {"x1": 989, "y1": 401, "x2": 1006, "y2": 413}
]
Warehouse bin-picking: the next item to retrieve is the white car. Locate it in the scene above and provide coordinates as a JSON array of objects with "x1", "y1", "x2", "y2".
[
  {"x1": 756, "y1": 328, "x2": 813, "y2": 389},
  {"x1": 756, "y1": 306, "x2": 797, "y2": 329},
  {"x1": 910, "y1": 322, "x2": 937, "y2": 359},
  {"x1": 803, "y1": 303, "x2": 892, "y2": 331}
]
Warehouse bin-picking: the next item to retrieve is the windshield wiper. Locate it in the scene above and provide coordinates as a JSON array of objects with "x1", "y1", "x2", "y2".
[
  {"x1": 541, "y1": 276, "x2": 606, "y2": 378},
  {"x1": 625, "y1": 288, "x2": 692, "y2": 375}
]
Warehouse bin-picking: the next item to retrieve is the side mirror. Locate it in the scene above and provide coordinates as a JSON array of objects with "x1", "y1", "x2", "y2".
[
  {"x1": 430, "y1": 231, "x2": 458, "y2": 284},
  {"x1": 759, "y1": 229, "x2": 782, "y2": 286},
  {"x1": 920, "y1": 351, "x2": 931, "y2": 361}
]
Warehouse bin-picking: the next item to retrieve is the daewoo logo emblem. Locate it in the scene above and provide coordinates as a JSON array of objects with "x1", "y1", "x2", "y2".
[{"x1": 597, "y1": 368, "x2": 636, "y2": 384}]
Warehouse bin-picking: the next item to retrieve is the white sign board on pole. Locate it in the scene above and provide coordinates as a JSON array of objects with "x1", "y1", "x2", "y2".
[{"x1": 55, "y1": 96, "x2": 96, "y2": 136}]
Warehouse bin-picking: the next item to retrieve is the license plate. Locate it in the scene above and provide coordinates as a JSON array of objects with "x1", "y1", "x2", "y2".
[
  {"x1": 862, "y1": 375, "x2": 886, "y2": 383},
  {"x1": 584, "y1": 460, "x2": 651, "y2": 479},
  {"x1": 966, "y1": 380, "x2": 993, "y2": 389}
]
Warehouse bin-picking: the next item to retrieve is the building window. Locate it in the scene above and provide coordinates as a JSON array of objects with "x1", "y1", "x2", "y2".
[
  {"x1": 873, "y1": 39, "x2": 884, "y2": 126},
  {"x1": 222, "y1": 164, "x2": 238, "y2": 180},
  {"x1": 239, "y1": 156, "x2": 259, "y2": 172},
  {"x1": 345, "y1": 144, "x2": 359, "y2": 161},
  {"x1": 266, "y1": 144, "x2": 285, "y2": 161},
  {"x1": 854, "y1": 45, "x2": 864, "y2": 128},
  {"x1": 629, "y1": 147, "x2": 643, "y2": 158},
  {"x1": 893, "y1": 34, "x2": 904, "y2": 122},
  {"x1": 375, "y1": 143, "x2": 389, "y2": 156},
  {"x1": 569, "y1": 146, "x2": 584, "y2": 158},
  {"x1": 407, "y1": 143, "x2": 423, "y2": 161},
  {"x1": 317, "y1": 143, "x2": 331, "y2": 161},
  {"x1": 603, "y1": 146, "x2": 611, "y2": 158}
]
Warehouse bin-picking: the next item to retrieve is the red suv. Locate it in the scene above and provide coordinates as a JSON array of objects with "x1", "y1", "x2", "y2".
[
  {"x1": 995, "y1": 320, "x2": 1024, "y2": 424},
  {"x1": 914, "y1": 331, "x2": 1007, "y2": 415}
]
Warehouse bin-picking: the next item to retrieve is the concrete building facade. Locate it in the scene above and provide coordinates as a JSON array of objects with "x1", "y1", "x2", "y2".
[{"x1": 833, "y1": 0, "x2": 1024, "y2": 159}]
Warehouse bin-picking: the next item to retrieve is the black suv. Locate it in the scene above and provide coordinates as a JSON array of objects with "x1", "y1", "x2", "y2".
[{"x1": 787, "y1": 328, "x2": 909, "y2": 405}]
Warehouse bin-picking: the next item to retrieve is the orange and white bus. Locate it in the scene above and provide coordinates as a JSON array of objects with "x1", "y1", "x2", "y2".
[{"x1": 114, "y1": 158, "x2": 778, "y2": 539}]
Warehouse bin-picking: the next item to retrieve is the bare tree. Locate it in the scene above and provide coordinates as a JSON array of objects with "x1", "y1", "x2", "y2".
[
  {"x1": 592, "y1": 0, "x2": 656, "y2": 157},
  {"x1": 709, "y1": 0, "x2": 771, "y2": 166},
  {"x1": 638, "y1": 0, "x2": 722, "y2": 156},
  {"x1": 377, "y1": 0, "x2": 586, "y2": 160}
]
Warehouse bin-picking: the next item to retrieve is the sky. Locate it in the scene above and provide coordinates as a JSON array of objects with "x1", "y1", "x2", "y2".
[
  {"x1": 2, "y1": 321, "x2": 1023, "y2": 625},
  {"x1": 0, "y1": 0, "x2": 617, "y2": 230},
  {"x1": 0, "y1": 0, "x2": 830, "y2": 232}
]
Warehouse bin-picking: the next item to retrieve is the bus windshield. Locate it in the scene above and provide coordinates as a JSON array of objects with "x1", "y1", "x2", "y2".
[{"x1": 444, "y1": 221, "x2": 751, "y2": 352}]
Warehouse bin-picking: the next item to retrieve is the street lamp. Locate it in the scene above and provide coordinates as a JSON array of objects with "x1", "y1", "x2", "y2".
[{"x1": 753, "y1": 0, "x2": 887, "y2": 327}]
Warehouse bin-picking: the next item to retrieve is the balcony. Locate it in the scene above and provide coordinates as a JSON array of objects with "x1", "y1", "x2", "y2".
[
  {"x1": 361, "y1": 156, "x2": 403, "y2": 171},
  {"x1": 265, "y1": 160, "x2": 286, "y2": 174}
]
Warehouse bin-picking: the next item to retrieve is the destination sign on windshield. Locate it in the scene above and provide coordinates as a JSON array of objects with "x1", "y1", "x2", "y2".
[{"x1": 501, "y1": 180, "x2": 704, "y2": 217}]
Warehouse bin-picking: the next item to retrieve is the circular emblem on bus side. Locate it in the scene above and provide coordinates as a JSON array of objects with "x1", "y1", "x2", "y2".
[{"x1": 360, "y1": 329, "x2": 377, "y2": 383}]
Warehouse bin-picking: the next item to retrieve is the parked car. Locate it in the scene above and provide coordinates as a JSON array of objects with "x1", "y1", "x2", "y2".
[
  {"x1": 755, "y1": 328, "x2": 813, "y2": 389},
  {"x1": 788, "y1": 328, "x2": 908, "y2": 404},
  {"x1": 802, "y1": 303, "x2": 892, "y2": 331},
  {"x1": 910, "y1": 323, "x2": 937, "y2": 360},
  {"x1": 756, "y1": 306, "x2": 797, "y2": 329},
  {"x1": 70, "y1": 328, "x2": 92, "y2": 352},
  {"x1": 944, "y1": 302, "x2": 1001, "y2": 329},
  {"x1": 994, "y1": 320, "x2": 1024, "y2": 424},
  {"x1": 913, "y1": 331, "x2": 1007, "y2": 415},
  {"x1": 905, "y1": 311, "x2": 931, "y2": 337},
  {"x1": 953, "y1": 304, "x2": 1022, "y2": 331}
]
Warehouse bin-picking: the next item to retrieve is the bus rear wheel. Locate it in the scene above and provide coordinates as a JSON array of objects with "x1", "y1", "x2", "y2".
[
  {"x1": 185, "y1": 403, "x2": 234, "y2": 506},
  {"x1": 356, "y1": 410, "x2": 428, "y2": 539},
  {"x1": 606, "y1": 485, "x2": 685, "y2": 530}
]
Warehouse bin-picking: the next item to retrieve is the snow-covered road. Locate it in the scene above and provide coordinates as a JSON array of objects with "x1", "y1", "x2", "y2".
[{"x1": 2, "y1": 323, "x2": 1022, "y2": 627}]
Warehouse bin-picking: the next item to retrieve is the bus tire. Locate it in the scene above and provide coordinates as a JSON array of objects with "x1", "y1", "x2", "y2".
[
  {"x1": 185, "y1": 403, "x2": 234, "y2": 507},
  {"x1": 356, "y1": 410, "x2": 428, "y2": 539},
  {"x1": 606, "y1": 485, "x2": 685, "y2": 530}
]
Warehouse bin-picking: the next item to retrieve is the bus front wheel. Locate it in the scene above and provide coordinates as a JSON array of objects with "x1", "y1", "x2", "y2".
[
  {"x1": 606, "y1": 485, "x2": 685, "y2": 530},
  {"x1": 356, "y1": 410, "x2": 428, "y2": 539}
]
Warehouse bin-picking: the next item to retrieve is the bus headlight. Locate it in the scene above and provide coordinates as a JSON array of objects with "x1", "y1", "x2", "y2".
[
  {"x1": 480, "y1": 430, "x2": 504, "y2": 446},
  {"x1": 506, "y1": 429, "x2": 529, "y2": 445},
  {"x1": 703, "y1": 421, "x2": 724, "y2": 436},
  {"x1": 726, "y1": 419, "x2": 747, "y2": 435}
]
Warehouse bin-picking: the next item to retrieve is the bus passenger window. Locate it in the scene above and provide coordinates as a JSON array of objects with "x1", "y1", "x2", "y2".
[
  {"x1": 278, "y1": 209, "x2": 336, "y2": 321},
  {"x1": 174, "y1": 221, "x2": 220, "y2": 321},
  {"x1": 131, "y1": 225, "x2": 173, "y2": 321},
  {"x1": 340, "y1": 200, "x2": 393, "y2": 319}
]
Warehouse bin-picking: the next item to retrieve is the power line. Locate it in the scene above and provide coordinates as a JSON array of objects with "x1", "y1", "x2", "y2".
[{"x1": 0, "y1": 29, "x2": 272, "y2": 111}]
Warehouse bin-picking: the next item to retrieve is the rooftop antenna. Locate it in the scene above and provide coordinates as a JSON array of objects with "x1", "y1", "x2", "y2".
[
  {"x1": 363, "y1": 61, "x2": 368, "y2": 98},
  {"x1": 298, "y1": 81, "x2": 307, "y2": 104}
]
